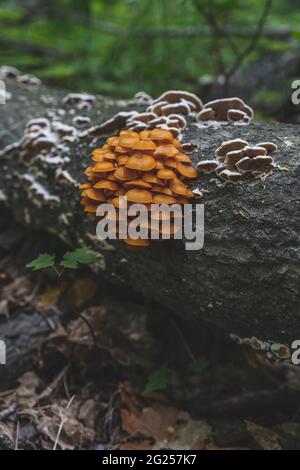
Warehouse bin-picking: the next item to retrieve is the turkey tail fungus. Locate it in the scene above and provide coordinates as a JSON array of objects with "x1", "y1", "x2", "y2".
[{"x1": 196, "y1": 139, "x2": 277, "y2": 182}]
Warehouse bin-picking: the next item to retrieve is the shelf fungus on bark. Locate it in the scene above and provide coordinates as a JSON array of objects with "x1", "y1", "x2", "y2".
[
  {"x1": 126, "y1": 90, "x2": 203, "y2": 140},
  {"x1": 0, "y1": 116, "x2": 77, "y2": 166},
  {"x1": 80, "y1": 128, "x2": 197, "y2": 247},
  {"x1": 197, "y1": 97, "x2": 254, "y2": 125},
  {"x1": 0, "y1": 66, "x2": 41, "y2": 87},
  {"x1": 196, "y1": 139, "x2": 277, "y2": 182},
  {"x1": 62, "y1": 93, "x2": 96, "y2": 110}
]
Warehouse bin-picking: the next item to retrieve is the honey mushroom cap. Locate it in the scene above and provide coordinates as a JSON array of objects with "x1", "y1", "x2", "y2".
[
  {"x1": 84, "y1": 204, "x2": 98, "y2": 213},
  {"x1": 126, "y1": 188, "x2": 153, "y2": 204},
  {"x1": 170, "y1": 179, "x2": 194, "y2": 197},
  {"x1": 164, "y1": 158, "x2": 178, "y2": 169},
  {"x1": 102, "y1": 150, "x2": 117, "y2": 160},
  {"x1": 142, "y1": 173, "x2": 165, "y2": 185},
  {"x1": 175, "y1": 152, "x2": 192, "y2": 163},
  {"x1": 124, "y1": 179, "x2": 152, "y2": 189},
  {"x1": 83, "y1": 188, "x2": 106, "y2": 202},
  {"x1": 157, "y1": 169, "x2": 177, "y2": 180},
  {"x1": 123, "y1": 238, "x2": 150, "y2": 247},
  {"x1": 93, "y1": 180, "x2": 119, "y2": 191},
  {"x1": 133, "y1": 140, "x2": 157, "y2": 151},
  {"x1": 107, "y1": 136, "x2": 119, "y2": 146},
  {"x1": 114, "y1": 145, "x2": 129, "y2": 154},
  {"x1": 92, "y1": 154, "x2": 105, "y2": 162},
  {"x1": 93, "y1": 161, "x2": 115, "y2": 172},
  {"x1": 114, "y1": 166, "x2": 138, "y2": 181},
  {"x1": 118, "y1": 135, "x2": 140, "y2": 147},
  {"x1": 118, "y1": 155, "x2": 129, "y2": 165},
  {"x1": 177, "y1": 162, "x2": 198, "y2": 178},
  {"x1": 125, "y1": 154, "x2": 156, "y2": 171},
  {"x1": 155, "y1": 144, "x2": 178, "y2": 158},
  {"x1": 155, "y1": 160, "x2": 165, "y2": 170},
  {"x1": 151, "y1": 185, "x2": 173, "y2": 196},
  {"x1": 120, "y1": 129, "x2": 140, "y2": 138},
  {"x1": 149, "y1": 128, "x2": 174, "y2": 141},
  {"x1": 110, "y1": 195, "x2": 128, "y2": 209},
  {"x1": 152, "y1": 193, "x2": 177, "y2": 204}
]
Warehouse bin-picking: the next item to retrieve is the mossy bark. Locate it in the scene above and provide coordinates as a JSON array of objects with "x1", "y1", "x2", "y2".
[{"x1": 1, "y1": 81, "x2": 300, "y2": 342}]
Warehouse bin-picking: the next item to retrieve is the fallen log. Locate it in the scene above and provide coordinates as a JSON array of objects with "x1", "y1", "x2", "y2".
[{"x1": 0, "y1": 79, "x2": 299, "y2": 342}]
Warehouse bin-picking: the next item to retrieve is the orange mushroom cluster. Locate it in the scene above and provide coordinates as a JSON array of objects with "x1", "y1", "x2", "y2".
[
  {"x1": 80, "y1": 128, "x2": 197, "y2": 247},
  {"x1": 196, "y1": 138, "x2": 277, "y2": 182}
]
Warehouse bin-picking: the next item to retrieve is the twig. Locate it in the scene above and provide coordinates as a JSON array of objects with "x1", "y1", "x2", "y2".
[
  {"x1": 225, "y1": 0, "x2": 273, "y2": 82},
  {"x1": 35, "y1": 365, "x2": 70, "y2": 405},
  {"x1": 14, "y1": 420, "x2": 19, "y2": 450},
  {"x1": 195, "y1": 0, "x2": 273, "y2": 93},
  {"x1": 53, "y1": 395, "x2": 75, "y2": 450}
]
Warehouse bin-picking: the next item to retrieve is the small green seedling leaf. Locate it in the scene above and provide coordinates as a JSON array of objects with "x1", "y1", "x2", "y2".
[
  {"x1": 60, "y1": 247, "x2": 97, "y2": 269},
  {"x1": 26, "y1": 253, "x2": 55, "y2": 270},
  {"x1": 144, "y1": 367, "x2": 178, "y2": 394}
]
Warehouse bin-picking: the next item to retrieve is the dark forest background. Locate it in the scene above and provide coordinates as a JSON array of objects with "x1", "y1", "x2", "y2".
[{"x1": 1, "y1": 0, "x2": 300, "y2": 119}]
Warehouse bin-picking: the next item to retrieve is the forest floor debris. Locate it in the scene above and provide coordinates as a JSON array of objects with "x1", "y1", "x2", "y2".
[{"x1": 1, "y1": 211, "x2": 300, "y2": 449}]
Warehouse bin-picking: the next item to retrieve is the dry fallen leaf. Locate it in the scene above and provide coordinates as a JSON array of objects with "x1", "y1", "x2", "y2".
[
  {"x1": 1, "y1": 276, "x2": 33, "y2": 309},
  {"x1": 36, "y1": 400, "x2": 95, "y2": 450},
  {"x1": 118, "y1": 382, "x2": 213, "y2": 450},
  {"x1": 35, "y1": 285, "x2": 61, "y2": 311}
]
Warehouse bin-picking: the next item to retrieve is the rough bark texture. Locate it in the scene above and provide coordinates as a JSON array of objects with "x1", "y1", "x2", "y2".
[{"x1": 0, "y1": 80, "x2": 299, "y2": 342}]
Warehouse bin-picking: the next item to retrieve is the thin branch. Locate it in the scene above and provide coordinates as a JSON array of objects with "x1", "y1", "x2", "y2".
[
  {"x1": 53, "y1": 395, "x2": 75, "y2": 451},
  {"x1": 225, "y1": 0, "x2": 273, "y2": 80},
  {"x1": 195, "y1": 1, "x2": 226, "y2": 77}
]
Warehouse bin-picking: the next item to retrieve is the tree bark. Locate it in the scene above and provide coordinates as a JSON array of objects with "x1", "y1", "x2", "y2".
[{"x1": 0, "y1": 80, "x2": 299, "y2": 342}]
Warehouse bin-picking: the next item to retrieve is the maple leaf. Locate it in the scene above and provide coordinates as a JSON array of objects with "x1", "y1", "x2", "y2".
[
  {"x1": 60, "y1": 247, "x2": 97, "y2": 269},
  {"x1": 26, "y1": 253, "x2": 55, "y2": 270}
]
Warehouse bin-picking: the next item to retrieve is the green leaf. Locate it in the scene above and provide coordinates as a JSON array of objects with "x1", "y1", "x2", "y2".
[
  {"x1": 26, "y1": 253, "x2": 55, "y2": 270},
  {"x1": 60, "y1": 247, "x2": 97, "y2": 269},
  {"x1": 144, "y1": 368, "x2": 178, "y2": 394}
]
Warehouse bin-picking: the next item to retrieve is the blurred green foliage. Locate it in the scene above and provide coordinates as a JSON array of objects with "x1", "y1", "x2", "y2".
[{"x1": 0, "y1": 0, "x2": 299, "y2": 97}]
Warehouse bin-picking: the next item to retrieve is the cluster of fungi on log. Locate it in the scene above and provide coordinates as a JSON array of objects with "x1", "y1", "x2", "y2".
[
  {"x1": 80, "y1": 128, "x2": 197, "y2": 247},
  {"x1": 128, "y1": 91, "x2": 254, "y2": 135},
  {"x1": 196, "y1": 98, "x2": 254, "y2": 124},
  {"x1": 196, "y1": 139, "x2": 277, "y2": 182},
  {"x1": 127, "y1": 90, "x2": 204, "y2": 139}
]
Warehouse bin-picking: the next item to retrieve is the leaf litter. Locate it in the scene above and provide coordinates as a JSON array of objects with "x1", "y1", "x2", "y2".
[{"x1": 1, "y1": 227, "x2": 300, "y2": 449}]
